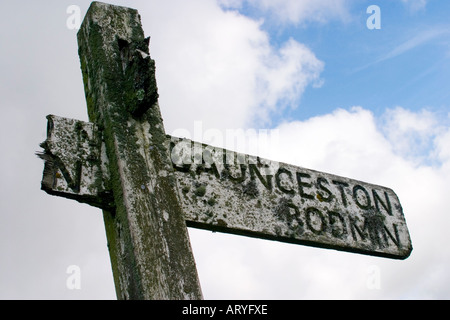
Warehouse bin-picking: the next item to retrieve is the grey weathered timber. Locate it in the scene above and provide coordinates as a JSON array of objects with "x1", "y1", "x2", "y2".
[
  {"x1": 40, "y1": 116, "x2": 412, "y2": 260},
  {"x1": 38, "y1": 115, "x2": 113, "y2": 209},
  {"x1": 171, "y1": 138, "x2": 412, "y2": 260},
  {"x1": 38, "y1": 0, "x2": 413, "y2": 301},
  {"x1": 76, "y1": 2, "x2": 202, "y2": 300}
]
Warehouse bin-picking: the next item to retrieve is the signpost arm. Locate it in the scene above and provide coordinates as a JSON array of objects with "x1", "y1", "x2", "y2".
[{"x1": 77, "y1": 2, "x2": 203, "y2": 299}]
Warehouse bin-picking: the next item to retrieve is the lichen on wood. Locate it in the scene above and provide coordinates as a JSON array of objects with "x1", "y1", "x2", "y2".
[
  {"x1": 42, "y1": 122, "x2": 412, "y2": 260},
  {"x1": 37, "y1": 115, "x2": 113, "y2": 209},
  {"x1": 76, "y1": 1, "x2": 202, "y2": 300}
]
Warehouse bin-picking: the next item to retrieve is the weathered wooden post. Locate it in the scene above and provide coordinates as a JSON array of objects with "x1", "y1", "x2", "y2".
[
  {"x1": 38, "y1": 1, "x2": 412, "y2": 301},
  {"x1": 76, "y1": 2, "x2": 202, "y2": 300}
]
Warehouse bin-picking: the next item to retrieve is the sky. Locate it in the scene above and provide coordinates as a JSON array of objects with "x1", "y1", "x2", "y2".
[{"x1": 1, "y1": 0, "x2": 450, "y2": 299}]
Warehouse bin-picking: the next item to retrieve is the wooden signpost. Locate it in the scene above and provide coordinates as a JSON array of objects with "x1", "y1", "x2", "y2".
[{"x1": 38, "y1": 2, "x2": 412, "y2": 300}]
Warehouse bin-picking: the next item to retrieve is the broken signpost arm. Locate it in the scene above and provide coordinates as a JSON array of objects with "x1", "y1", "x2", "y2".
[{"x1": 37, "y1": 114, "x2": 113, "y2": 209}]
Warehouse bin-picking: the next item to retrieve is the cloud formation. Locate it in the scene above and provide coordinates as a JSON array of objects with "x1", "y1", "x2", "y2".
[
  {"x1": 219, "y1": 0, "x2": 352, "y2": 25},
  {"x1": 401, "y1": 0, "x2": 428, "y2": 12},
  {"x1": 141, "y1": 0, "x2": 323, "y2": 132},
  {"x1": 379, "y1": 28, "x2": 449, "y2": 64},
  {"x1": 190, "y1": 106, "x2": 450, "y2": 299},
  {"x1": 1, "y1": 0, "x2": 450, "y2": 300}
]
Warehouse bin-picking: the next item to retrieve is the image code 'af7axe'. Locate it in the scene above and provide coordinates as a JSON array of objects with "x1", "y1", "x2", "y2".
[{"x1": 37, "y1": 2, "x2": 412, "y2": 300}]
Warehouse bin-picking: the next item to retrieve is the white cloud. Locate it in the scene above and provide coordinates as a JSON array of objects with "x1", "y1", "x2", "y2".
[
  {"x1": 381, "y1": 28, "x2": 449, "y2": 62},
  {"x1": 381, "y1": 107, "x2": 440, "y2": 163},
  {"x1": 253, "y1": 38, "x2": 324, "y2": 123},
  {"x1": 141, "y1": 0, "x2": 323, "y2": 132},
  {"x1": 190, "y1": 106, "x2": 450, "y2": 299},
  {"x1": 219, "y1": 0, "x2": 352, "y2": 25},
  {"x1": 355, "y1": 27, "x2": 450, "y2": 72},
  {"x1": 435, "y1": 128, "x2": 450, "y2": 163},
  {"x1": 401, "y1": 0, "x2": 428, "y2": 12}
]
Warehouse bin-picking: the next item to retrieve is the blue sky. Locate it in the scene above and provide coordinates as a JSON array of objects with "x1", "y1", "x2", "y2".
[
  {"x1": 2, "y1": 0, "x2": 450, "y2": 300},
  {"x1": 225, "y1": 0, "x2": 450, "y2": 123}
]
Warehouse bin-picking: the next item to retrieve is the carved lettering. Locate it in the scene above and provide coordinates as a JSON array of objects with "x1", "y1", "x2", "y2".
[
  {"x1": 275, "y1": 167, "x2": 295, "y2": 195},
  {"x1": 296, "y1": 172, "x2": 314, "y2": 200},
  {"x1": 305, "y1": 207, "x2": 326, "y2": 235},
  {"x1": 332, "y1": 180, "x2": 350, "y2": 207},
  {"x1": 327, "y1": 210, "x2": 347, "y2": 239},
  {"x1": 316, "y1": 177, "x2": 333, "y2": 202},
  {"x1": 353, "y1": 185, "x2": 372, "y2": 210},
  {"x1": 161, "y1": 137, "x2": 410, "y2": 257},
  {"x1": 373, "y1": 189, "x2": 392, "y2": 216},
  {"x1": 249, "y1": 163, "x2": 273, "y2": 191}
]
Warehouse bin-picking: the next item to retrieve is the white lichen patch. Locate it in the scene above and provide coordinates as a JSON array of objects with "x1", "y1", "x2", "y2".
[{"x1": 163, "y1": 210, "x2": 169, "y2": 222}]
